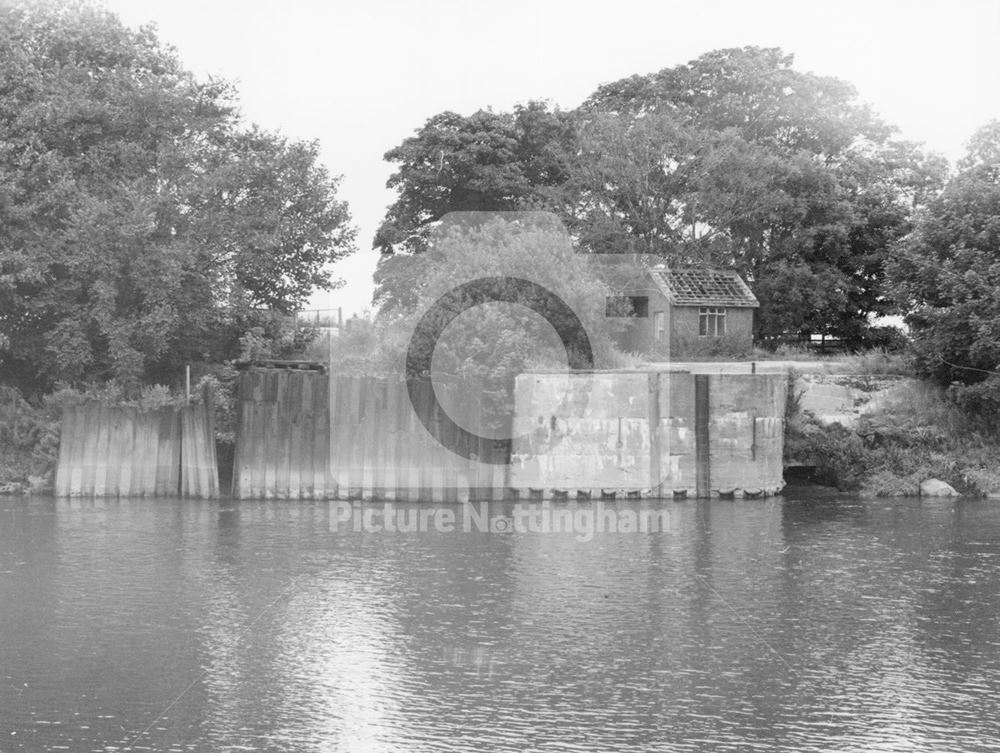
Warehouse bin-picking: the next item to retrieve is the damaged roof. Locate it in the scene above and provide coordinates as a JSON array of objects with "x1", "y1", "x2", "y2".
[{"x1": 649, "y1": 267, "x2": 759, "y2": 308}]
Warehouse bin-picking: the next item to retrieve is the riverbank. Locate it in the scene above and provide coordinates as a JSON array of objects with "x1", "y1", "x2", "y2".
[
  {"x1": 3, "y1": 354, "x2": 998, "y2": 498},
  {"x1": 654, "y1": 352, "x2": 1000, "y2": 498},
  {"x1": 785, "y1": 373, "x2": 1000, "y2": 497}
]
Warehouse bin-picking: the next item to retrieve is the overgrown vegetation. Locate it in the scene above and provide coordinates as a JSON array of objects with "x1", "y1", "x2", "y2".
[{"x1": 785, "y1": 371, "x2": 1000, "y2": 497}]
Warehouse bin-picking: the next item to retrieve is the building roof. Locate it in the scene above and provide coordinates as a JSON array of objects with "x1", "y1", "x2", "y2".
[{"x1": 649, "y1": 267, "x2": 759, "y2": 308}]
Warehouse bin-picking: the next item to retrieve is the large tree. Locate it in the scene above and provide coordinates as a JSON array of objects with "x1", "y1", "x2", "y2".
[
  {"x1": 577, "y1": 47, "x2": 946, "y2": 342},
  {"x1": 0, "y1": 1, "x2": 355, "y2": 392},
  {"x1": 373, "y1": 102, "x2": 574, "y2": 309},
  {"x1": 888, "y1": 121, "x2": 1000, "y2": 388}
]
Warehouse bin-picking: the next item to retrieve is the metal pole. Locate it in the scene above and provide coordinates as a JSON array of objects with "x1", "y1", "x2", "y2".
[{"x1": 186, "y1": 365, "x2": 191, "y2": 404}]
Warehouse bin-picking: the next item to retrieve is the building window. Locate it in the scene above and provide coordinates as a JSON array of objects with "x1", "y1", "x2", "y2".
[
  {"x1": 653, "y1": 311, "x2": 666, "y2": 341},
  {"x1": 699, "y1": 307, "x2": 726, "y2": 337}
]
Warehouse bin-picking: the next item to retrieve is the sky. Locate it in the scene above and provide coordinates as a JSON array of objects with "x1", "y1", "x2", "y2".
[{"x1": 102, "y1": 0, "x2": 1000, "y2": 317}]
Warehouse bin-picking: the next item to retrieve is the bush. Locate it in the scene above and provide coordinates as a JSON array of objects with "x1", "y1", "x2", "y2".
[
  {"x1": 836, "y1": 348, "x2": 914, "y2": 377},
  {"x1": 857, "y1": 325, "x2": 909, "y2": 352},
  {"x1": 0, "y1": 385, "x2": 66, "y2": 486},
  {"x1": 862, "y1": 469, "x2": 921, "y2": 497},
  {"x1": 785, "y1": 414, "x2": 870, "y2": 489},
  {"x1": 947, "y1": 376, "x2": 1000, "y2": 432}
]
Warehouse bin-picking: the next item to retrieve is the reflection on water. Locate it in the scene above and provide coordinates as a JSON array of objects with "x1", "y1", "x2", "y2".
[{"x1": 1, "y1": 494, "x2": 1000, "y2": 752}]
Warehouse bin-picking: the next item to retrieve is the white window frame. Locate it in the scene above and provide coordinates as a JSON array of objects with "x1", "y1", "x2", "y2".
[
  {"x1": 698, "y1": 307, "x2": 726, "y2": 337},
  {"x1": 653, "y1": 311, "x2": 666, "y2": 341}
]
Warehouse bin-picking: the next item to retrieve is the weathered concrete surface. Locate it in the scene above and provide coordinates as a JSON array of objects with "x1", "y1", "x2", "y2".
[
  {"x1": 793, "y1": 373, "x2": 916, "y2": 429},
  {"x1": 643, "y1": 360, "x2": 847, "y2": 374},
  {"x1": 509, "y1": 372, "x2": 654, "y2": 494},
  {"x1": 510, "y1": 371, "x2": 786, "y2": 498},
  {"x1": 646, "y1": 363, "x2": 919, "y2": 431},
  {"x1": 708, "y1": 374, "x2": 787, "y2": 496}
]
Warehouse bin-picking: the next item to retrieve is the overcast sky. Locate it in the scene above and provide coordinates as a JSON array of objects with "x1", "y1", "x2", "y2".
[{"x1": 103, "y1": 0, "x2": 1000, "y2": 317}]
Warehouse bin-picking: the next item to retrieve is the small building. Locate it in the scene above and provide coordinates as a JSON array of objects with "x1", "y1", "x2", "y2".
[{"x1": 613, "y1": 266, "x2": 759, "y2": 358}]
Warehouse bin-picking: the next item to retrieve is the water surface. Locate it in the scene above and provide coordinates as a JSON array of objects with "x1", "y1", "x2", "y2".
[{"x1": 2, "y1": 494, "x2": 999, "y2": 752}]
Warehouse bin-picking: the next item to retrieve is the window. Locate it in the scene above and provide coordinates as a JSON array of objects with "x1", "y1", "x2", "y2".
[
  {"x1": 699, "y1": 307, "x2": 726, "y2": 337},
  {"x1": 653, "y1": 311, "x2": 666, "y2": 341},
  {"x1": 605, "y1": 295, "x2": 649, "y2": 318}
]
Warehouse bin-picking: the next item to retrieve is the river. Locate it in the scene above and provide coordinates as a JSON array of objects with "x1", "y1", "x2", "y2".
[{"x1": 1, "y1": 493, "x2": 999, "y2": 752}]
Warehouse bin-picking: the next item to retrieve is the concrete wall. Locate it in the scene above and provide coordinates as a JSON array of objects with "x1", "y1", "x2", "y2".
[
  {"x1": 510, "y1": 371, "x2": 786, "y2": 498},
  {"x1": 792, "y1": 373, "x2": 917, "y2": 429},
  {"x1": 707, "y1": 374, "x2": 786, "y2": 495}
]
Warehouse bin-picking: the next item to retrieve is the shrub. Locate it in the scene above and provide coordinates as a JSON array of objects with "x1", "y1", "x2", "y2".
[
  {"x1": 857, "y1": 325, "x2": 909, "y2": 352},
  {"x1": 837, "y1": 348, "x2": 915, "y2": 377},
  {"x1": 862, "y1": 469, "x2": 921, "y2": 497},
  {"x1": 785, "y1": 409, "x2": 871, "y2": 490}
]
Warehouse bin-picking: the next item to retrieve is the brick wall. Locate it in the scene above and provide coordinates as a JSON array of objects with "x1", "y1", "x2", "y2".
[
  {"x1": 619, "y1": 303, "x2": 755, "y2": 359},
  {"x1": 671, "y1": 306, "x2": 754, "y2": 358}
]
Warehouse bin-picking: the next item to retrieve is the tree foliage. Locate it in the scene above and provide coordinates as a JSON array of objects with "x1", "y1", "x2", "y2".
[
  {"x1": 888, "y1": 121, "x2": 1000, "y2": 388},
  {"x1": 575, "y1": 47, "x2": 945, "y2": 342},
  {"x1": 373, "y1": 103, "x2": 575, "y2": 309},
  {"x1": 376, "y1": 47, "x2": 946, "y2": 344},
  {"x1": 0, "y1": 1, "x2": 355, "y2": 393}
]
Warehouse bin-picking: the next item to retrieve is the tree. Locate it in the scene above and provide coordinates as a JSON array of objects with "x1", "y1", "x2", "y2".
[
  {"x1": 0, "y1": 1, "x2": 355, "y2": 393},
  {"x1": 888, "y1": 121, "x2": 1000, "y2": 388},
  {"x1": 373, "y1": 102, "x2": 574, "y2": 309},
  {"x1": 578, "y1": 47, "x2": 946, "y2": 343},
  {"x1": 552, "y1": 110, "x2": 703, "y2": 255}
]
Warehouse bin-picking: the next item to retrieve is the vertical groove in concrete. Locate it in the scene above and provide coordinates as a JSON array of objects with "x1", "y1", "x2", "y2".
[
  {"x1": 648, "y1": 371, "x2": 662, "y2": 495},
  {"x1": 695, "y1": 375, "x2": 710, "y2": 497}
]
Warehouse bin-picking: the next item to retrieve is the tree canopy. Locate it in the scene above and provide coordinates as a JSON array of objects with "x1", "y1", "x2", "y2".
[
  {"x1": 888, "y1": 121, "x2": 1000, "y2": 392},
  {"x1": 0, "y1": 1, "x2": 355, "y2": 393},
  {"x1": 375, "y1": 47, "x2": 946, "y2": 344},
  {"x1": 373, "y1": 103, "x2": 575, "y2": 310}
]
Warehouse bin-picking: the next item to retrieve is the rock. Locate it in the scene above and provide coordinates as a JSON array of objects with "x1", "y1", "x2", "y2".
[
  {"x1": 920, "y1": 478, "x2": 959, "y2": 497},
  {"x1": 0, "y1": 482, "x2": 25, "y2": 496},
  {"x1": 27, "y1": 475, "x2": 50, "y2": 494}
]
